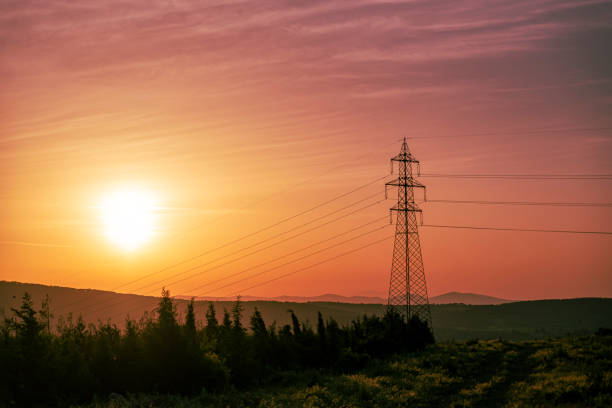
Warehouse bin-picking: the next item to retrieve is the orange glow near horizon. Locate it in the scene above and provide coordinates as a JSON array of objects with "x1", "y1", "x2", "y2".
[{"x1": 1, "y1": 1, "x2": 611, "y2": 301}]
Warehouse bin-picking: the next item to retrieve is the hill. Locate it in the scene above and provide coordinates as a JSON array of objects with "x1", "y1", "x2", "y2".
[
  {"x1": 429, "y1": 291, "x2": 512, "y2": 305},
  {"x1": 2, "y1": 281, "x2": 611, "y2": 341},
  {"x1": 175, "y1": 293, "x2": 387, "y2": 304},
  {"x1": 178, "y1": 291, "x2": 512, "y2": 305}
]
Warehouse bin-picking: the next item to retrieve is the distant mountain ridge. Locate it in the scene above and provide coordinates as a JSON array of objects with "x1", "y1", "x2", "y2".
[
  {"x1": 176, "y1": 291, "x2": 513, "y2": 305},
  {"x1": 175, "y1": 293, "x2": 387, "y2": 304},
  {"x1": 1, "y1": 280, "x2": 512, "y2": 306},
  {"x1": 430, "y1": 292, "x2": 513, "y2": 305}
]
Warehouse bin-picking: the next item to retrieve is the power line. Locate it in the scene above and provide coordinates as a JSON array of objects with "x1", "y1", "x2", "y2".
[
  {"x1": 62, "y1": 198, "x2": 612, "y2": 320},
  {"x1": 69, "y1": 140, "x2": 400, "y2": 293},
  {"x1": 55, "y1": 131, "x2": 612, "y2": 317},
  {"x1": 422, "y1": 224, "x2": 612, "y2": 235},
  {"x1": 51, "y1": 140, "x2": 400, "y2": 295},
  {"x1": 420, "y1": 173, "x2": 612, "y2": 180},
  {"x1": 65, "y1": 216, "x2": 611, "y2": 321},
  {"x1": 408, "y1": 126, "x2": 612, "y2": 139},
  {"x1": 59, "y1": 189, "x2": 388, "y2": 317},
  {"x1": 77, "y1": 208, "x2": 390, "y2": 319},
  {"x1": 162, "y1": 139, "x2": 400, "y2": 242},
  {"x1": 196, "y1": 220, "x2": 389, "y2": 297},
  {"x1": 423, "y1": 199, "x2": 612, "y2": 208},
  {"x1": 101, "y1": 222, "x2": 391, "y2": 322},
  {"x1": 132, "y1": 195, "x2": 387, "y2": 295},
  {"x1": 56, "y1": 175, "x2": 390, "y2": 317},
  {"x1": 193, "y1": 216, "x2": 388, "y2": 294},
  {"x1": 58, "y1": 174, "x2": 390, "y2": 316},
  {"x1": 60, "y1": 193, "x2": 612, "y2": 320},
  {"x1": 114, "y1": 174, "x2": 388, "y2": 291},
  {"x1": 226, "y1": 234, "x2": 393, "y2": 297}
]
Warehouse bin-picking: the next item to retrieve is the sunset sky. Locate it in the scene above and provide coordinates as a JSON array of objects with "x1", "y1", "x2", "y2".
[{"x1": 1, "y1": 0, "x2": 611, "y2": 302}]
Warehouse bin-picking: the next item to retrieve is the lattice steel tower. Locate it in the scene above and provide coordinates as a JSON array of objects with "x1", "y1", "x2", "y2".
[{"x1": 385, "y1": 138, "x2": 432, "y2": 326}]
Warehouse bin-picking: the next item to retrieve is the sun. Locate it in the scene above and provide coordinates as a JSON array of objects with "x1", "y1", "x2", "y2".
[{"x1": 98, "y1": 189, "x2": 158, "y2": 251}]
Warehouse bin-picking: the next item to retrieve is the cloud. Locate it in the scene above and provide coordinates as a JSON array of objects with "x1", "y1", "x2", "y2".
[
  {"x1": 0, "y1": 0, "x2": 609, "y2": 181},
  {"x1": 1, "y1": 0, "x2": 611, "y2": 298},
  {"x1": 0, "y1": 241, "x2": 72, "y2": 248}
]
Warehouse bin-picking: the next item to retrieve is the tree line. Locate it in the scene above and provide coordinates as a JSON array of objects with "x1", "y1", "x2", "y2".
[{"x1": 0, "y1": 289, "x2": 434, "y2": 406}]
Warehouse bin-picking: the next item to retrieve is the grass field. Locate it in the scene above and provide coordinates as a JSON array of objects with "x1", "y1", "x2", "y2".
[{"x1": 79, "y1": 334, "x2": 612, "y2": 408}]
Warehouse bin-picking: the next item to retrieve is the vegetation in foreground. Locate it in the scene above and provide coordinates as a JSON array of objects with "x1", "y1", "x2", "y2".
[
  {"x1": 0, "y1": 290, "x2": 433, "y2": 407},
  {"x1": 2, "y1": 290, "x2": 610, "y2": 407},
  {"x1": 79, "y1": 332, "x2": 612, "y2": 408}
]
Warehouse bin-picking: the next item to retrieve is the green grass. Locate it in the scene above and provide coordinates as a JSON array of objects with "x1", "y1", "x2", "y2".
[{"x1": 77, "y1": 334, "x2": 612, "y2": 408}]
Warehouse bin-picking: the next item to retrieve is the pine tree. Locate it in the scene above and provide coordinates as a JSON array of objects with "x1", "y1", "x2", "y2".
[
  {"x1": 290, "y1": 310, "x2": 301, "y2": 337},
  {"x1": 222, "y1": 309, "x2": 232, "y2": 331},
  {"x1": 6, "y1": 292, "x2": 48, "y2": 405},
  {"x1": 185, "y1": 298, "x2": 196, "y2": 337},
  {"x1": 9, "y1": 292, "x2": 44, "y2": 342},
  {"x1": 250, "y1": 308, "x2": 267, "y2": 338},
  {"x1": 231, "y1": 296, "x2": 244, "y2": 333},
  {"x1": 205, "y1": 303, "x2": 218, "y2": 339},
  {"x1": 317, "y1": 311, "x2": 327, "y2": 362},
  {"x1": 39, "y1": 294, "x2": 52, "y2": 336},
  {"x1": 157, "y1": 287, "x2": 177, "y2": 330}
]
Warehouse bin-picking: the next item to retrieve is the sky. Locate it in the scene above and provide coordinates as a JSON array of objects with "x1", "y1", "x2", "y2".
[{"x1": 1, "y1": 0, "x2": 611, "y2": 302}]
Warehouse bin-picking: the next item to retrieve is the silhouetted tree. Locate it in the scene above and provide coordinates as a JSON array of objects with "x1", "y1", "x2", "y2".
[
  {"x1": 157, "y1": 287, "x2": 177, "y2": 330},
  {"x1": 205, "y1": 302, "x2": 218, "y2": 339},
  {"x1": 231, "y1": 296, "x2": 244, "y2": 333},
  {"x1": 119, "y1": 317, "x2": 145, "y2": 392},
  {"x1": 3, "y1": 293, "x2": 50, "y2": 405},
  {"x1": 250, "y1": 307, "x2": 267, "y2": 338},
  {"x1": 222, "y1": 309, "x2": 232, "y2": 331},
  {"x1": 185, "y1": 298, "x2": 197, "y2": 345},
  {"x1": 317, "y1": 311, "x2": 328, "y2": 364},
  {"x1": 7, "y1": 292, "x2": 43, "y2": 342},
  {"x1": 40, "y1": 294, "x2": 52, "y2": 336},
  {"x1": 290, "y1": 309, "x2": 301, "y2": 337}
]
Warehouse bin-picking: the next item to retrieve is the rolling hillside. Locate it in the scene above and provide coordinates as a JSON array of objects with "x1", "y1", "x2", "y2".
[
  {"x1": 2, "y1": 281, "x2": 611, "y2": 341},
  {"x1": 429, "y1": 291, "x2": 512, "y2": 305}
]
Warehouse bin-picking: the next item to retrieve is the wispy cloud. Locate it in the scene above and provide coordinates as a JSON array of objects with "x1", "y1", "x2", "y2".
[
  {"x1": 0, "y1": 241, "x2": 72, "y2": 248},
  {"x1": 1, "y1": 0, "x2": 611, "y2": 298}
]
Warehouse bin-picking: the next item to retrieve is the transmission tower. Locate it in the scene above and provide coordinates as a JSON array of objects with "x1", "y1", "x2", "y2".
[{"x1": 385, "y1": 138, "x2": 432, "y2": 326}]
